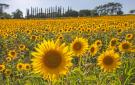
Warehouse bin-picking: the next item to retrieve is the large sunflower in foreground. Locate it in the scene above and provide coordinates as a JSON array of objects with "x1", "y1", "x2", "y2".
[
  {"x1": 31, "y1": 40, "x2": 73, "y2": 80},
  {"x1": 71, "y1": 37, "x2": 88, "y2": 57},
  {"x1": 97, "y1": 50, "x2": 121, "y2": 72}
]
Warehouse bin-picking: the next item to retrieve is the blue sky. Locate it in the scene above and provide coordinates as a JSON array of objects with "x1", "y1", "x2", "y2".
[{"x1": 0, "y1": 0, "x2": 135, "y2": 16}]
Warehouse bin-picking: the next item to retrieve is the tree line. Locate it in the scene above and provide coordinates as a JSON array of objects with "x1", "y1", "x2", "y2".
[
  {"x1": 0, "y1": 2, "x2": 135, "y2": 19},
  {"x1": 25, "y1": 2, "x2": 124, "y2": 18}
]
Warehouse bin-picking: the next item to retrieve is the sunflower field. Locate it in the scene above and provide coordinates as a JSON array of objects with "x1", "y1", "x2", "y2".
[{"x1": 0, "y1": 15, "x2": 135, "y2": 85}]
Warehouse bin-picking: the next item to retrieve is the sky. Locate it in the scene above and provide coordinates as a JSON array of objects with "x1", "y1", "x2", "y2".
[{"x1": 0, "y1": 0, "x2": 135, "y2": 16}]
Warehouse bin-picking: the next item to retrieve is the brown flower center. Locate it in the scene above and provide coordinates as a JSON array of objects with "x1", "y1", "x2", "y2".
[
  {"x1": 20, "y1": 45, "x2": 24, "y2": 48},
  {"x1": 43, "y1": 50, "x2": 62, "y2": 69},
  {"x1": 118, "y1": 29, "x2": 122, "y2": 33},
  {"x1": 26, "y1": 66, "x2": 30, "y2": 69},
  {"x1": 11, "y1": 52, "x2": 15, "y2": 56},
  {"x1": 103, "y1": 56, "x2": 114, "y2": 65},
  {"x1": 127, "y1": 35, "x2": 131, "y2": 38},
  {"x1": 111, "y1": 40, "x2": 116, "y2": 46},
  {"x1": 73, "y1": 42, "x2": 82, "y2": 51},
  {"x1": 90, "y1": 47, "x2": 95, "y2": 53},
  {"x1": 97, "y1": 42, "x2": 101, "y2": 45},
  {"x1": 122, "y1": 43, "x2": 130, "y2": 50},
  {"x1": 19, "y1": 65, "x2": 22, "y2": 69},
  {"x1": 0, "y1": 66, "x2": 2, "y2": 70}
]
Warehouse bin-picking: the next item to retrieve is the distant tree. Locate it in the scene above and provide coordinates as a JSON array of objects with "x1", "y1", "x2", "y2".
[
  {"x1": 64, "y1": 10, "x2": 78, "y2": 17},
  {"x1": 0, "y1": 12, "x2": 11, "y2": 19},
  {"x1": 52, "y1": 7, "x2": 55, "y2": 18},
  {"x1": 30, "y1": 7, "x2": 33, "y2": 18},
  {"x1": 0, "y1": 3, "x2": 10, "y2": 19},
  {"x1": 26, "y1": 9, "x2": 30, "y2": 18},
  {"x1": 48, "y1": 7, "x2": 50, "y2": 18},
  {"x1": 79, "y1": 10, "x2": 91, "y2": 17},
  {"x1": 95, "y1": 2, "x2": 123, "y2": 16},
  {"x1": 95, "y1": 5, "x2": 103, "y2": 16},
  {"x1": 34, "y1": 8, "x2": 37, "y2": 17},
  {"x1": 62, "y1": 7, "x2": 65, "y2": 16},
  {"x1": 46, "y1": 8, "x2": 49, "y2": 18},
  {"x1": 44, "y1": 8, "x2": 46, "y2": 17},
  {"x1": 0, "y1": 3, "x2": 9, "y2": 14},
  {"x1": 57, "y1": 6, "x2": 62, "y2": 17},
  {"x1": 117, "y1": 10, "x2": 123, "y2": 15},
  {"x1": 12, "y1": 9, "x2": 23, "y2": 19},
  {"x1": 91, "y1": 10, "x2": 99, "y2": 16},
  {"x1": 129, "y1": 10, "x2": 135, "y2": 14},
  {"x1": 50, "y1": 7, "x2": 52, "y2": 18},
  {"x1": 36, "y1": 7, "x2": 39, "y2": 18}
]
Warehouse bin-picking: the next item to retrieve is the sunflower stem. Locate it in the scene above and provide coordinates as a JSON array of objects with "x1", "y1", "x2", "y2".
[
  {"x1": 79, "y1": 57, "x2": 82, "y2": 69},
  {"x1": 6, "y1": 77, "x2": 10, "y2": 85},
  {"x1": 48, "y1": 80, "x2": 52, "y2": 85},
  {"x1": 61, "y1": 76, "x2": 64, "y2": 85}
]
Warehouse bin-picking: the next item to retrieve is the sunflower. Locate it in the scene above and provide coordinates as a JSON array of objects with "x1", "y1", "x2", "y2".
[
  {"x1": 71, "y1": 37, "x2": 88, "y2": 56},
  {"x1": 131, "y1": 49, "x2": 135, "y2": 53},
  {"x1": 6, "y1": 57, "x2": 12, "y2": 62},
  {"x1": 117, "y1": 28, "x2": 122, "y2": 34},
  {"x1": 25, "y1": 29, "x2": 32, "y2": 35},
  {"x1": 119, "y1": 41, "x2": 132, "y2": 52},
  {"x1": 19, "y1": 44, "x2": 26, "y2": 51},
  {"x1": 95, "y1": 40, "x2": 102, "y2": 47},
  {"x1": 4, "y1": 69, "x2": 11, "y2": 76},
  {"x1": 31, "y1": 40, "x2": 73, "y2": 80},
  {"x1": 8, "y1": 50, "x2": 17, "y2": 59},
  {"x1": 97, "y1": 50, "x2": 121, "y2": 72},
  {"x1": 16, "y1": 63, "x2": 24, "y2": 71},
  {"x1": 101, "y1": 28, "x2": 106, "y2": 32},
  {"x1": 56, "y1": 34, "x2": 63, "y2": 40},
  {"x1": 24, "y1": 64, "x2": 31, "y2": 71},
  {"x1": 89, "y1": 44, "x2": 98, "y2": 56},
  {"x1": 0, "y1": 64, "x2": 5, "y2": 72},
  {"x1": 108, "y1": 38, "x2": 119, "y2": 49},
  {"x1": 125, "y1": 34, "x2": 133, "y2": 40},
  {"x1": 31, "y1": 35, "x2": 37, "y2": 41}
]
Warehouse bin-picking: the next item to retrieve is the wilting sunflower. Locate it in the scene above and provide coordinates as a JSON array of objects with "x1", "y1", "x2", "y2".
[
  {"x1": 8, "y1": 50, "x2": 17, "y2": 59},
  {"x1": 97, "y1": 50, "x2": 121, "y2": 72},
  {"x1": 125, "y1": 34, "x2": 133, "y2": 40},
  {"x1": 89, "y1": 44, "x2": 98, "y2": 56},
  {"x1": 119, "y1": 41, "x2": 132, "y2": 52},
  {"x1": 31, "y1": 40, "x2": 72, "y2": 80},
  {"x1": 71, "y1": 37, "x2": 88, "y2": 56},
  {"x1": 95, "y1": 40, "x2": 102, "y2": 47},
  {"x1": 0, "y1": 64, "x2": 5, "y2": 72}
]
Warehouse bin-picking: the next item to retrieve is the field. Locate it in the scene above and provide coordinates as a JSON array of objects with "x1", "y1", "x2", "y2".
[{"x1": 0, "y1": 15, "x2": 135, "y2": 85}]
